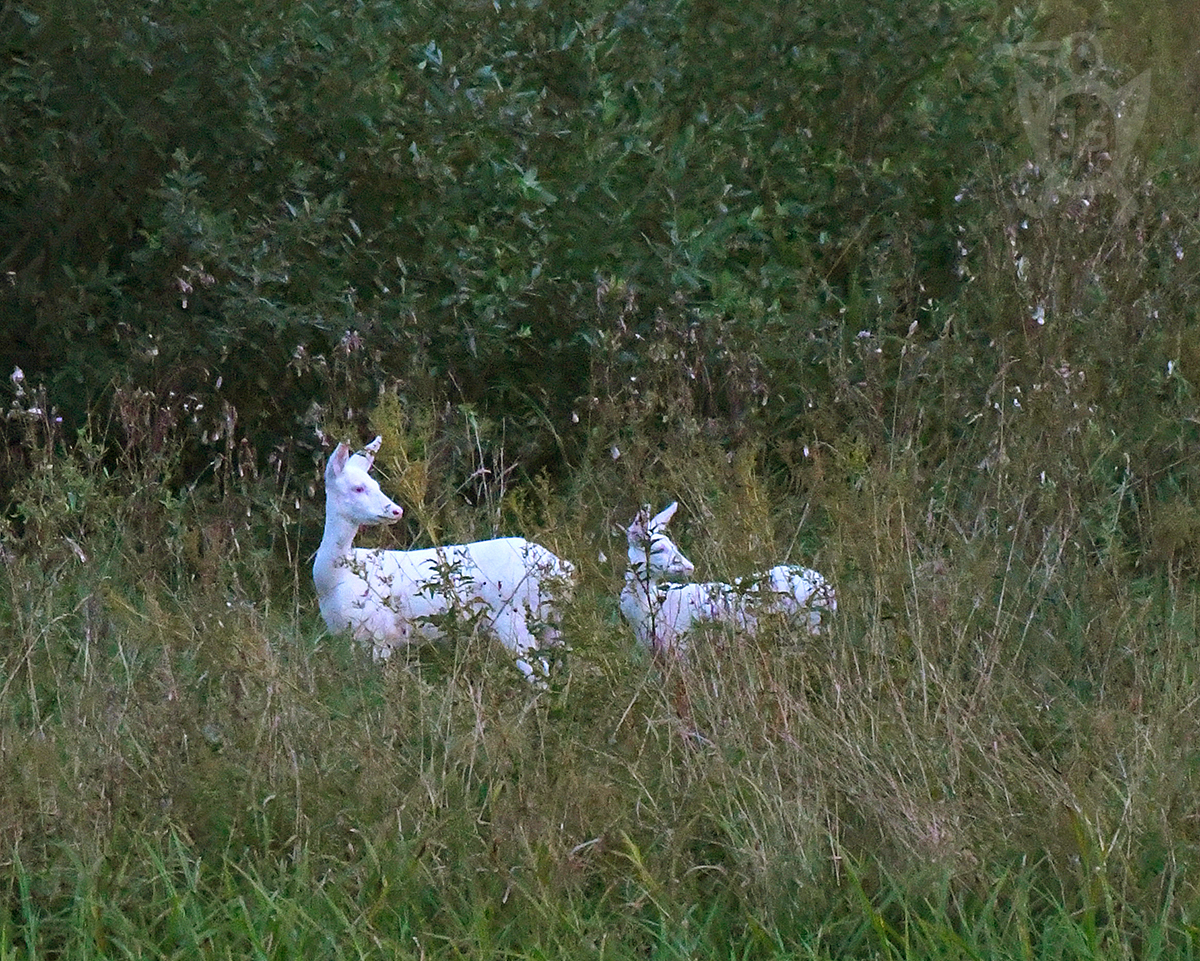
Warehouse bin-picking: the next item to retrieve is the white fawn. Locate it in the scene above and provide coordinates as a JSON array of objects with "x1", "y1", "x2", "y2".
[
  {"x1": 619, "y1": 502, "x2": 835, "y2": 656},
  {"x1": 313, "y1": 437, "x2": 574, "y2": 680}
]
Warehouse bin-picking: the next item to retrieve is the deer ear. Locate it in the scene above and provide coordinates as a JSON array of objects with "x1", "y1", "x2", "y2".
[
  {"x1": 327, "y1": 442, "x2": 351, "y2": 478},
  {"x1": 348, "y1": 436, "x2": 380, "y2": 472}
]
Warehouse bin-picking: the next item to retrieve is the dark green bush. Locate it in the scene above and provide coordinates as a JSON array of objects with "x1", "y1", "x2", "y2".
[
  {"x1": 2, "y1": 0, "x2": 1033, "y2": 480},
  {"x1": 4, "y1": 0, "x2": 1200, "y2": 587}
]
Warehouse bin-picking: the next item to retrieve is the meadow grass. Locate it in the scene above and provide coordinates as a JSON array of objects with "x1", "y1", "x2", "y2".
[{"x1": 4, "y1": 402, "x2": 1200, "y2": 961}]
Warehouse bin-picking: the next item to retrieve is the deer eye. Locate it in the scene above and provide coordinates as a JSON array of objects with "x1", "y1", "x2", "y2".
[{"x1": 352, "y1": 484, "x2": 366, "y2": 494}]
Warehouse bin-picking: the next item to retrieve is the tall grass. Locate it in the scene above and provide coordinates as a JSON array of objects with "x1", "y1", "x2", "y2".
[{"x1": 3, "y1": 373, "x2": 1200, "y2": 960}]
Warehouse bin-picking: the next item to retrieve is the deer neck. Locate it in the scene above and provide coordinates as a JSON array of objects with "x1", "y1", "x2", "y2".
[{"x1": 314, "y1": 504, "x2": 361, "y2": 598}]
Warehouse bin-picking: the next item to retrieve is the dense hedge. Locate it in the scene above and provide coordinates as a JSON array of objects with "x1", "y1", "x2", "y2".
[
  {"x1": 4, "y1": 0, "x2": 1200, "y2": 556},
  {"x1": 0, "y1": 0, "x2": 998, "y2": 440}
]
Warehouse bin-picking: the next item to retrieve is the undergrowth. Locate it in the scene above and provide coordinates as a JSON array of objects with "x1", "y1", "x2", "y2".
[
  {"x1": 4, "y1": 0, "x2": 1200, "y2": 954},
  {"x1": 3, "y1": 365, "x2": 1200, "y2": 960}
]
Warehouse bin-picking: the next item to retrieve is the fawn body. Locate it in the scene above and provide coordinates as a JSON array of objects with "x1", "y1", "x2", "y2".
[{"x1": 620, "y1": 502, "x2": 835, "y2": 655}]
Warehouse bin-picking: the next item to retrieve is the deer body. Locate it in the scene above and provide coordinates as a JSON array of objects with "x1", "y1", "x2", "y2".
[
  {"x1": 620, "y1": 502, "x2": 835, "y2": 655},
  {"x1": 314, "y1": 438, "x2": 574, "y2": 679}
]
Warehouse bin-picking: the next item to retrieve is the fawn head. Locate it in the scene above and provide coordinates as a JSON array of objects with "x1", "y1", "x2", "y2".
[{"x1": 626, "y1": 502, "x2": 695, "y2": 581}]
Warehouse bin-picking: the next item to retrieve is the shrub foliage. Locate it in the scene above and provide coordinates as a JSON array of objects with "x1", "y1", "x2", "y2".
[{"x1": 3, "y1": 0, "x2": 1018, "y2": 464}]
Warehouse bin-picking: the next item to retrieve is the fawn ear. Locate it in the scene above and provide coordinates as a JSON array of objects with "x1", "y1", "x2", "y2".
[
  {"x1": 327, "y1": 442, "x2": 351, "y2": 479},
  {"x1": 651, "y1": 501, "x2": 678, "y2": 530},
  {"x1": 627, "y1": 505, "x2": 653, "y2": 543}
]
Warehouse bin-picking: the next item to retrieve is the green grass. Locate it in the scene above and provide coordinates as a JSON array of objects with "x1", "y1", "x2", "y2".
[{"x1": 4, "y1": 399, "x2": 1200, "y2": 960}]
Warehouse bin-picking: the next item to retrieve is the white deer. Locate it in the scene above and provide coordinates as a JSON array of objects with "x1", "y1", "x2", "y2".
[
  {"x1": 619, "y1": 502, "x2": 836, "y2": 656},
  {"x1": 313, "y1": 437, "x2": 574, "y2": 680}
]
